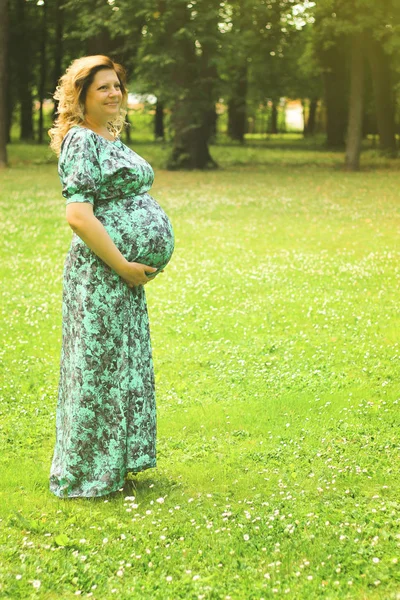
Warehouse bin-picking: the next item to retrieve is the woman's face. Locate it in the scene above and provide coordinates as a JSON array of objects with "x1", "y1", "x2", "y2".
[{"x1": 83, "y1": 69, "x2": 123, "y2": 124}]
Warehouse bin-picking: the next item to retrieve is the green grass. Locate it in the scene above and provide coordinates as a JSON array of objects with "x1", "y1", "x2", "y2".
[{"x1": 0, "y1": 136, "x2": 399, "y2": 599}]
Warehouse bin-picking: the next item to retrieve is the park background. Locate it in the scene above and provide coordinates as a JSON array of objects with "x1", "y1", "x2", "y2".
[{"x1": 0, "y1": 0, "x2": 399, "y2": 599}]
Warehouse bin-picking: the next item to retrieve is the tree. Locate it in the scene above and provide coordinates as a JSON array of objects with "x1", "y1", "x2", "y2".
[
  {"x1": 274, "y1": 21, "x2": 323, "y2": 137},
  {"x1": 8, "y1": 0, "x2": 60, "y2": 142},
  {"x1": 220, "y1": 0, "x2": 255, "y2": 143},
  {"x1": 312, "y1": 4, "x2": 350, "y2": 148},
  {"x1": 154, "y1": 100, "x2": 165, "y2": 140},
  {"x1": 311, "y1": 0, "x2": 400, "y2": 166},
  {"x1": 245, "y1": 0, "x2": 313, "y2": 136},
  {"x1": 52, "y1": 0, "x2": 64, "y2": 119},
  {"x1": 38, "y1": 0, "x2": 48, "y2": 144},
  {"x1": 134, "y1": 0, "x2": 221, "y2": 169},
  {"x1": 14, "y1": 0, "x2": 36, "y2": 140},
  {"x1": 345, "y1": 32, "x2": 366, "y2": 170},
  {"x1": 367, "y1": 33, "x2": 397, "y2": 156},
  {"x1": 0, "y1": 0, "x2": 8, "y2": 167}
]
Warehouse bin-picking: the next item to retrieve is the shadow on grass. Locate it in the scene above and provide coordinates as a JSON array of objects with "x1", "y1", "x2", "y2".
[
  {"x1": 80, "y1": 471, "x2": 182, "y2": 503},
  {"x1": 5, "y1": 133, "x2": 400, "y2": 171}
]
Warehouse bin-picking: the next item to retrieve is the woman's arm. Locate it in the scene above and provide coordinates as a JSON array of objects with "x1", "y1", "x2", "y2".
[{"x1": 66, "y1": 203, "x2": 157, "y2": 287}]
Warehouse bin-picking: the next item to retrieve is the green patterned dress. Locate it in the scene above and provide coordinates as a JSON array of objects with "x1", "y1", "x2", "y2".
[{"x1": 49, "y1": 125, "x2": 174, "y2": 498}]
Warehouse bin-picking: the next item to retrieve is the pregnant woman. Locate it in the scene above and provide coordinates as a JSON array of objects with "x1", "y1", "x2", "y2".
[{"x1": 48, "y1": 55, "x2": 174, "y2": 498}]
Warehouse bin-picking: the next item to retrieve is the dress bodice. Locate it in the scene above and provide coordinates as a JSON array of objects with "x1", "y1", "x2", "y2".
[
  {"x1": 59, "y1": 126, "x2": 155, "y2": 206},
  {"x1": 58, "y1": 125, "x2": 175, "y2": 277}
]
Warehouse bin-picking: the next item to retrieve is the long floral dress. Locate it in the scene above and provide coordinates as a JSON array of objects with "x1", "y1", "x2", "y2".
[{"x1": 49, "y1": 125, "x2": 175, "y2": 498}]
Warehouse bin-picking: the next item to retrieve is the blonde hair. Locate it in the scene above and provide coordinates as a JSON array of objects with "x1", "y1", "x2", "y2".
[{"x1": 48, "y1": 55, "x2": 128, "y2": 156}]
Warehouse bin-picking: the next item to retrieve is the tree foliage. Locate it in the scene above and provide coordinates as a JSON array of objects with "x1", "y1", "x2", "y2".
[{"x1": 2, "y1": 0, "x2": 400, "y2": 169}]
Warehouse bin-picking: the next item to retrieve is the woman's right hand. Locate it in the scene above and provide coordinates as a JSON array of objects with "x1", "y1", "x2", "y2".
[
  {"x1": 119, "y1": 261, "x2": 158, "y2": 287},
  {"x1": 65, "y1": 205, "x2": 160, "y2": 287}
]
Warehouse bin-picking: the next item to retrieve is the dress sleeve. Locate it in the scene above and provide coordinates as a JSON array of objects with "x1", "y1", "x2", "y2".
[{"x1": 58, "y1": 128, "x2": 101, "y2": 206}]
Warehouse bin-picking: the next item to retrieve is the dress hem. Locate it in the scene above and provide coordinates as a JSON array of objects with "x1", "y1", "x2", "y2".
[{"x1": 49, "y1": 463, "x2": 156, "y2": 499}]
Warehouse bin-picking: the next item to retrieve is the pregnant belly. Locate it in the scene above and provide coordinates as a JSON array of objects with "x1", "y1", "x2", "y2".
[{"x1": 95, "y1": 194, "x2": 175, "y2": 277}]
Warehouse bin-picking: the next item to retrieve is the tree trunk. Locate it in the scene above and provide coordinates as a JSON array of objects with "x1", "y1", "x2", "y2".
[
  {"x1": 268, "y1": 101, "x2": 278, "y2": 134},
  {"x1": 52, "y1": 0, "x2": 63, "y2": 119},
  {"x1": 320, "y1": 37, "x2": 348, "y2": 148},
  {"x1": 154, "y1": 99, "x2": 164, "y2": 140},
  {"x1": 208, "y1": 105, "x2": 218, "y2": 141},
  {"x1": 227, "y1": 63, "x2": 247, "y2": 143},
  {"x1": 86, "y1": 27, "x2": 113, "y2": 55},
  {"x1": 168, "y1": 101, "x2": 217, "y2": 169},
  {"x1": 302, "y1": 99, "x2": 307, "y2": 135},
  {"x1": 169, "y1": 54, "x2": 218, "y2": 169},
  {"x1": 304, "y1": 98, "x2": 318, "y2": 136},
  {"x1": 20, "y1": 89, "x2": 34, "y2": 140},
  {"x1": 345, "y1": 33, "x2": 365, "y2": 171},
  {"x1": 6, "y1": 83, "x2": 12, "y2": 144},
  {"x1": 167, "y1": 0, "x2": 218, "y2": 169},
  {"x1": 367, "y1": 34, "x2": 397, "y2": 157},
  {"x1": 38, "y1": 0, "x2": 47, "y2": 144},
  {"x1": 16, "y1": 0, "x2": 34, "y2": 140},
  {"x1": 0, "y1": 0, "x2": 8, "y2": 167}
]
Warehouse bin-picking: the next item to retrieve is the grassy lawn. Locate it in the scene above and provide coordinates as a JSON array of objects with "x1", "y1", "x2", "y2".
[{"x1": 0, "y1": 137, "x2": 399, "y2": 599}]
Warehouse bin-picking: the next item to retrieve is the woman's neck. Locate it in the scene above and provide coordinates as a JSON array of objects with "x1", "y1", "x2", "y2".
[{"x1": 82, "y1": 117, "x2": 115, "y2": 140}]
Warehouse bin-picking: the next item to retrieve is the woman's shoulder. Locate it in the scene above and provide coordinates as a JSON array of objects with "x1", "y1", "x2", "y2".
[
  {"x1": 60, "y1": 126, "x2": 99, "y2": 160},
  {"x1": 62, "y1": 125, "x2": 97, "y2": 145}
]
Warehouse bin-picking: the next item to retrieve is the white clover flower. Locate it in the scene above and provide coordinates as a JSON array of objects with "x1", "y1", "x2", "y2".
[{"x1": 156, "y1": 497, "x2": 165, "y2": 504}]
